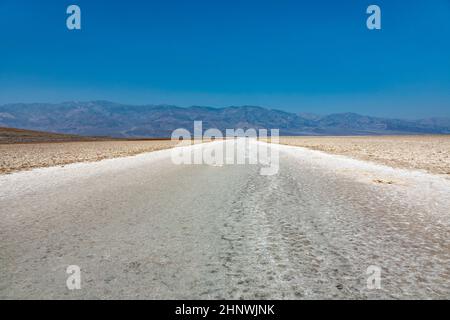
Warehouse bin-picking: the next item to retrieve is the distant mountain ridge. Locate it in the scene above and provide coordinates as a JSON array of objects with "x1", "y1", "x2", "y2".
[{"x1": 0, "y1": 101, "x2": 449, "y2": 137}]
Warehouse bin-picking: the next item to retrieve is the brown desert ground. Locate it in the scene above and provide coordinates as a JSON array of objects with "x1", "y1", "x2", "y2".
[
  {"x1": 0, "y1": 127, "x2": 109, "y2": 144},
  {"x1": 0, "y1": 140, "x2": 181, "y2": 174},
  {"x1": 0, "y1": 127, "x2": 180, "y2": 174},
  {"x1": 271, "y1": 135, "x2": 450, "y2": 176},
  {"x1": 1, "y1": 127, "x2": 449, "y2": 177}
]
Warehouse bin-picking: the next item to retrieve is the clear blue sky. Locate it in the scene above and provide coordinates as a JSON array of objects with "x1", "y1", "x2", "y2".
[{"x1": 0, "y1": 0, "x2": 449, "y2": 118}]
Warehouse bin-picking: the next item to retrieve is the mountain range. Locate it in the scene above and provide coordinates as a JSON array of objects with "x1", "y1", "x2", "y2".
[{"x1": 0, "y1": 101, "x2": 449, "y2": 137}]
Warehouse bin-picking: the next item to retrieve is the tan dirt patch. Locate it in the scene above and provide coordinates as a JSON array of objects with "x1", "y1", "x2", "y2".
[
  {"x1": 266, "y1": 135, "x2": 450, "y2": 176},
  {"x1": 0, "y1": 140, "x2": 181, "y2": 174}
]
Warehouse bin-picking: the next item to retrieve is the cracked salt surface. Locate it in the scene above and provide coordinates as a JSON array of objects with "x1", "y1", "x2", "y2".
[
  {"x1": 1, "y1": 140, "x2": 450, "y2": 299},
  {"x1": 273, "y1": 142, "x2": 450, "y2": 221}
]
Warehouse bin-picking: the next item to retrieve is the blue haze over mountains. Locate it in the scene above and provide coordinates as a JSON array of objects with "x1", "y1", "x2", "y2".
[{"x1": 0, "y1": 101, "x2": 449, "y2": 138}]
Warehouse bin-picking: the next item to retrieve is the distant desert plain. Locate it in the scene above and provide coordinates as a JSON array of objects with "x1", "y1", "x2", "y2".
[
  {"x1": 1, "y1": 127, "x2": 449, "y2": 177},
  {"x1": 274, "y1": 136, "x2": 450, "y2": 177},
  {"x1": 2, "y1": 127, "x2": 450, "y2": 299}
]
